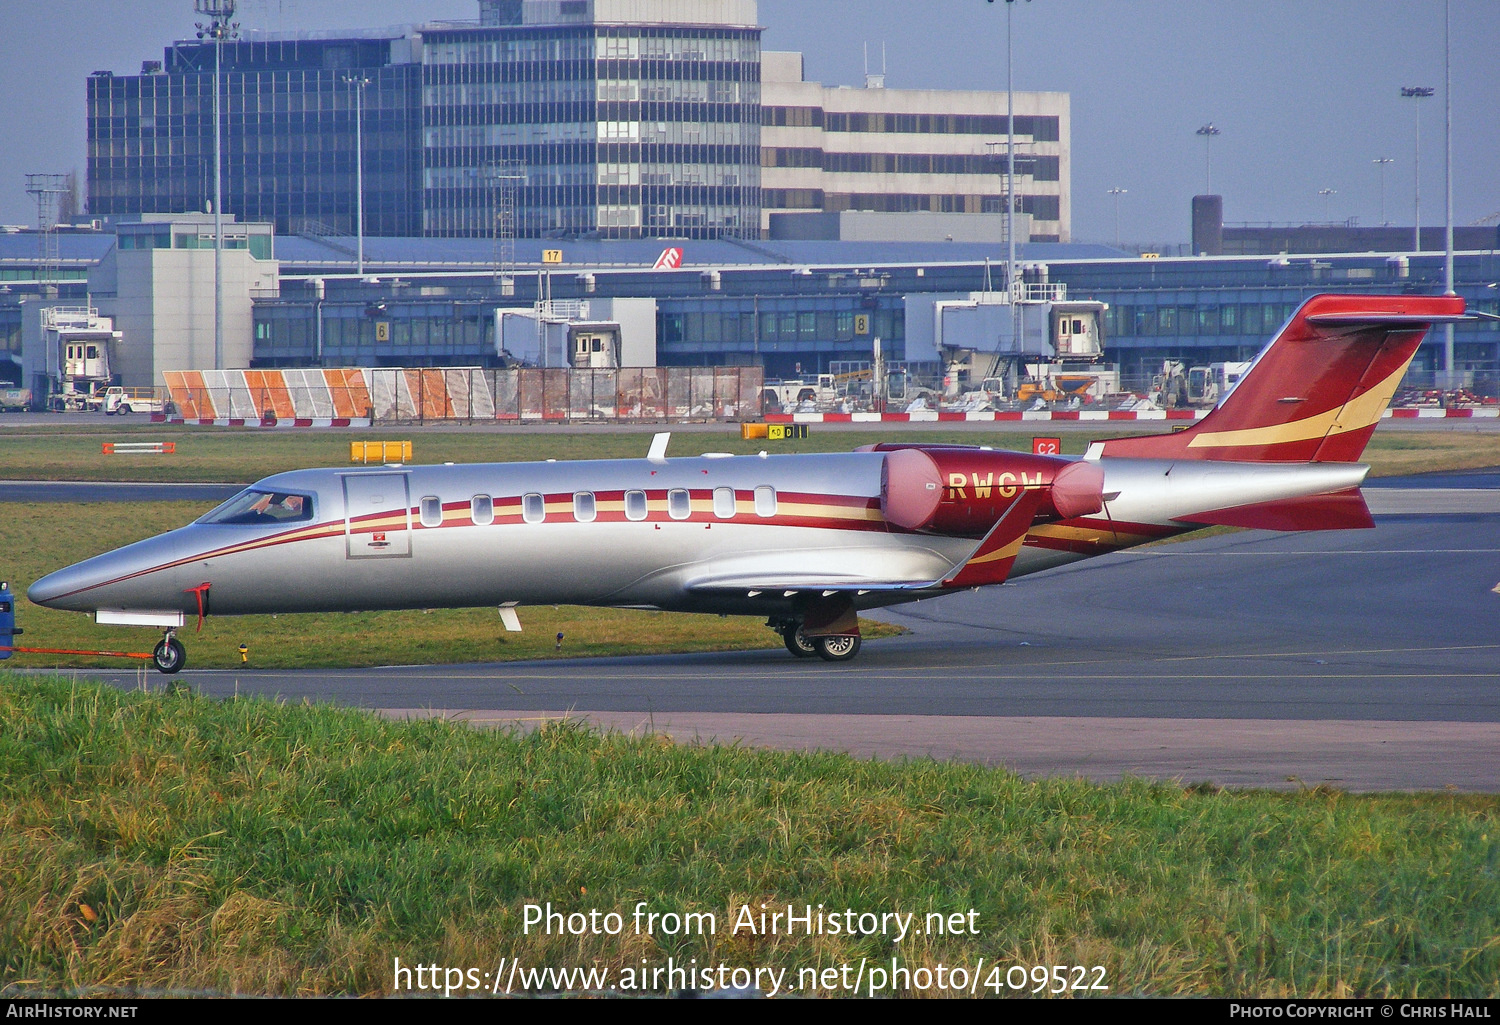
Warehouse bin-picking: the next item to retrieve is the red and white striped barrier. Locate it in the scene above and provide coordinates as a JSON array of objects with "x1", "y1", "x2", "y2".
[
  {"x1": 1386, "y1": 407, "x2": 1500, "y2": 419},
  {"x1": 767, "y1": 407, "x2": 1500, "y2": 424},
  {"x1": 150, "y1": 416, "x2": 370, "y2": 428},
  {"x1": 766, "y1": 409, "x2": 1210, "y2": 424}
]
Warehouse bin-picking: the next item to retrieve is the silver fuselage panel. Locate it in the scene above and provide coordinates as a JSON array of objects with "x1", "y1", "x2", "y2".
[{"x1": 27, "y1": 452, "x2": 1369, "y2": 620}]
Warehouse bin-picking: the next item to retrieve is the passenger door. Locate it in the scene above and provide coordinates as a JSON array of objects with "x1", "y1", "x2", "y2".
[{"x1": 343, "y1": 472, "x2": 412, "y2": 558}]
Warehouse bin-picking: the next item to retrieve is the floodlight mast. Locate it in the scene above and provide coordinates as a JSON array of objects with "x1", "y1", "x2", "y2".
[
  {"x1": 1196, "y1": 123, "x2": 1220, "y2": 193},
  {"x1": 1401, "y1": 86, "x2": 1434, "y2": 254},
  {"x1": 988, "y1": 0, "x2": 1029, "y2": 351},
  {"x1": 344, "y1": 74, "x2": 372, "y2": 277},
  {"x1": 195, "y1": 0, "x2": 238, "y2": 372}
]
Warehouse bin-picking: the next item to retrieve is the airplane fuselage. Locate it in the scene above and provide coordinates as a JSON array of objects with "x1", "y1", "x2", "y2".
[{"x1": 29, "y1": 450, "x2": 1367, "y2": 621}]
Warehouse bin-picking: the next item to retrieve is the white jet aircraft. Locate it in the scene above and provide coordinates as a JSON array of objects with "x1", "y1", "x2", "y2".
[{"x1": 28, "y1": 293, "x2": 1467, "y2": 672}]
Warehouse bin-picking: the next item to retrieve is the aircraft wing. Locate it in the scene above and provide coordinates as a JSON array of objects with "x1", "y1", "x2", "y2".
[
  {"x1": 685, "y1": 573, "x2": 938, "y2": 595},
  {"x1": 685, "y1": 489, "x2": 1046, "y2": 596}
]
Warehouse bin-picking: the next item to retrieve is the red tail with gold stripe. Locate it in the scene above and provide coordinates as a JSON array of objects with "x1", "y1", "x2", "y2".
[{"x1": 1099, "y1": 294, "x2": 1466, "y2": 463}]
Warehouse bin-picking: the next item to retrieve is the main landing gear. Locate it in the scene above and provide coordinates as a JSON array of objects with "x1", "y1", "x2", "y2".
[
  {"x1": 152, "y1": 630, "x2": 187, "y2": 675},
  {"x1": 774, "y1": 619, "x2": 862, "y2": 662}
]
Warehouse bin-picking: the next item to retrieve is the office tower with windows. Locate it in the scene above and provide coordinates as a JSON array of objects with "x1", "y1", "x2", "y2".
[{"x1": 88, "y1": 0, "x2": 763, "y2": 241}]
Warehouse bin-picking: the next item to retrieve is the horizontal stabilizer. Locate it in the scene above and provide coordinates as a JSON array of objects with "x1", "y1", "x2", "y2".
[{"x1": 1173, "y1": 487, "x2": 1374, "y2": 532}]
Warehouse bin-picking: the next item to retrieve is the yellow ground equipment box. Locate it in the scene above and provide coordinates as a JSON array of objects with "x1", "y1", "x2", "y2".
[
  {"x1": 350, "y1": 441, "x2": 413, "y2": 464},
  {"x1": 740, "y1": 423, "x2": 808, "y2": 441},
  {"x1": 767, "y1": 423, "x2": 807, "y2": 440}
]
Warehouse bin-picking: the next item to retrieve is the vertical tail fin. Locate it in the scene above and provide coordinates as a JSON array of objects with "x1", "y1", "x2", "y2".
[{"x1": 1098, "y1": 294, "x2": 1466, "y2": 463}]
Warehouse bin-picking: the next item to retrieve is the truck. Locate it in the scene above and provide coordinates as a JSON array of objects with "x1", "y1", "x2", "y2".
[
  {"x1": 0, "y1": 387, "x2": 32, "y2": 412},
  {"x1": 761, "y1": 375, "x2": 837, "y2": 413},
  {"x1": 103, "y1": 386, "x2": 167, "y2": 416},
  {"x1": 1148, "y1": 360, "x2": 1251, "y2": 409}
]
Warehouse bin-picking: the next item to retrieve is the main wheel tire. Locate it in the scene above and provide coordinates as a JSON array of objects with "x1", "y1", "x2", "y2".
[
  {"x1": 119, "y1": 404, "x2": 132, "y2": 414},
  {"x1": 782, "y1": 622, "x2": 817, "y2": 658},
  {"x1": 815, "y1": 634, "x2": 861, "y2": 662},
  {"x1": 152, "y1": 637, "x2": 187, "y2": 675}
]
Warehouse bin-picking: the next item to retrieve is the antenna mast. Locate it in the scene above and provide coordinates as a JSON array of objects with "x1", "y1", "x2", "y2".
[{"x1": 25, "y1": 174, "x2": 69, "y2": 299}]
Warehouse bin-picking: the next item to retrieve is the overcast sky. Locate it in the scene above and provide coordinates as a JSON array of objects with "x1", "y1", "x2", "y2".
[{"x1": 1, "y1": 0, "x2": 1495, "y2": 246}]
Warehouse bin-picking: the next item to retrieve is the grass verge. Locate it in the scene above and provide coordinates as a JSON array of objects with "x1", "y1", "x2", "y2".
[
  {"x1": 2, "y1": 673, "x2": 1497, "y2": 997},
  {"x1": 0, "y1": 421, "x2": 1496, "y2": 483}
]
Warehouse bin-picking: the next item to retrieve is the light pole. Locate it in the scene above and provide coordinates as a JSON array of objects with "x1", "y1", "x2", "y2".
[
  {"x1": 195, "y1": 0, "x2": 238, "y2": 371},
  {"x1": 1401, "y1": 85, "x2": 1434, "y2": 252},
  {"x1": 1108, "y1": 188, "x2": 1126, "y2": 247},
  {"x1": 1001, "y1": 0, "x2": 1029, "y2": 302},
  {"x1": 1442, "y1": 0, "x2": 1455, "y2": 390},
  {"x1": 344, "y1": 74, "x2": 371, "y2": 278},
  {"x1": 1318, "y1": 188, "x2": 1337, "y2": 223},
  {"x1": 1196, "y1": 123, "x2": 1220, "y2": 192},
  {"x1": 1372, "y1": 158, "x2": 1393, "y2": 225}
]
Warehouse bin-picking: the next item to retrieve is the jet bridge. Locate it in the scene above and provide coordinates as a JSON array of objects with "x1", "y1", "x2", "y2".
[{"x1": 904, "y1": 275, "x2": 1108, "y2": 401}]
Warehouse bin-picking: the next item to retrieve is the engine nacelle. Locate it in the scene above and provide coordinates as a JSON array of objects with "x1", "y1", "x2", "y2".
[{"x1": 876, "y1": 444, "x2": 1104, "y2": 535}]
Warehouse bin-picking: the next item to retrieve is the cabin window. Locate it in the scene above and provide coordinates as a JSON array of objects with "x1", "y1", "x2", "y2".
[
  {"x1": 419, "y1": 496, "x2": 443, "y2": 527},
  {"x1": 573, "y1": 491, "x2": 596, "y2": 522},
  {"x1": 199, "y1": 488, "x2": 314, "y2": 525},
  {"x1": 755, "y1": 485, "x2": 777, "y2": 517},
  {"x1": 713, "y1": 487, "x2": 736, "y2": 518},
  {"x1": 667, "y1": 489, "x2": 691, "y2": 520},
  {"x1": 522, "y1": 493, "x2": 545, "y2": 524},
  {"x1": 624, "y1": 489, "x2": 648, "y2": 521},
  {"x1": 471, "y1": 495, "x2": 493, "y2": 525}
]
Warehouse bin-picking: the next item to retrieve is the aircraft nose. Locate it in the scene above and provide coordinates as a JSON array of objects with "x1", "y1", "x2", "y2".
[
  {"x1": 29, "y1": 559, "x2": 115, "y2": 611},
  {"x1": 27, "y1": 533, "x2": 194, "y2": 613}
]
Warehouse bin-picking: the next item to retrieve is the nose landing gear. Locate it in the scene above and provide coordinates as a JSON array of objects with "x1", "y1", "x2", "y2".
[{"x1": 152, "y1": 631, "x2": 187, "y2": 675}]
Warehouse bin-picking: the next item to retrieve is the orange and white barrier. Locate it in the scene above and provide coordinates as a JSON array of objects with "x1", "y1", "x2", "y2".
[
  {"x1": 158, "y1": 369, "x2": 372, "y2": 426},
  {"x1": 102, "y1": 441, "x2": 176, "y2": 455},
  {"x1": 156, "y1": 366, "x2": 763, "y2": 425}
]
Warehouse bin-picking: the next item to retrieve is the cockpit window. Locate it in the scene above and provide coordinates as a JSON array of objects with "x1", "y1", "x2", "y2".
[{"x1": 199, "y1": 488, "x2": 314, "y2": 525}]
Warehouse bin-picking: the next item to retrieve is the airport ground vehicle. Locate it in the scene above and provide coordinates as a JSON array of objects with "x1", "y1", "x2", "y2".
[
  {"x1": 27, "y1": 294, "x2": 1468, "y2": 673},
  {"x1": 102, "y1": 387, "x2": 167, "y2": 416}
]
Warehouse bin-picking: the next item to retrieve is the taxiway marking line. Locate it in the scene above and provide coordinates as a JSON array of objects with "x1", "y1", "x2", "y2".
[
  {"x1": 183, "y1": 669, "x2": 1500, "y2": 684},
  {"x1": 1138, "y1": 549, "x2": 1500, "y2": 556}
]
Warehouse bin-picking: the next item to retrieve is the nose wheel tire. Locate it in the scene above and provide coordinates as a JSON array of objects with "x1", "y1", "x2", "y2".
[
  {"x1": 814, "y1": 634, "x2": 861, "y2": 662},
  {"x1": 152, "y1": 637, "x2": 187, "y2": 675},
  {"x1": 782, "y1": 622, "x2": 818, "y2": 658}
]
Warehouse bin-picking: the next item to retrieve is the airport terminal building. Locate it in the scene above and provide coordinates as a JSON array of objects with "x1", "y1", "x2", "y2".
[
  {"x1": 3, "y1": 0, "x2": 1490, "y2": 396},
  {"x1": 3, "y1": 220, "x2": 1497, "y2": 393}
]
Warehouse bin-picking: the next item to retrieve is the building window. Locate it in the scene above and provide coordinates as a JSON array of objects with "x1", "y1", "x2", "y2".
[{"x1": 471, "y1": 495, "x2": 494, "y2": 525}]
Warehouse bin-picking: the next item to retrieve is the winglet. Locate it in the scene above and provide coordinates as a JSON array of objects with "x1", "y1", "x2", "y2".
[
  {"x1": 647, "y1": 432, "x2": 671, "y2": 462},
  {"x1": 942, "y1": 488, "x2": 1045, "y2": 588}
]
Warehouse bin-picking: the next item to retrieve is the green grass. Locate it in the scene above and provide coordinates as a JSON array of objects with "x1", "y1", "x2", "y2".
[
  {"x1": 0, "y1": 420, "x2": 1494, "y2": 483},
  {"x1": 0, "y1": 424, "x2": 1127, "y2": 483},
  {"x1": 1, "y1": 673, "x2": 1497, "y2": 997}
]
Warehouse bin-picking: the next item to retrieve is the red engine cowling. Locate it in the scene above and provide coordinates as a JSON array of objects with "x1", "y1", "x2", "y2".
[{"x1": 875, "y1": 444, "x2": 1104, "y2": 535}]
